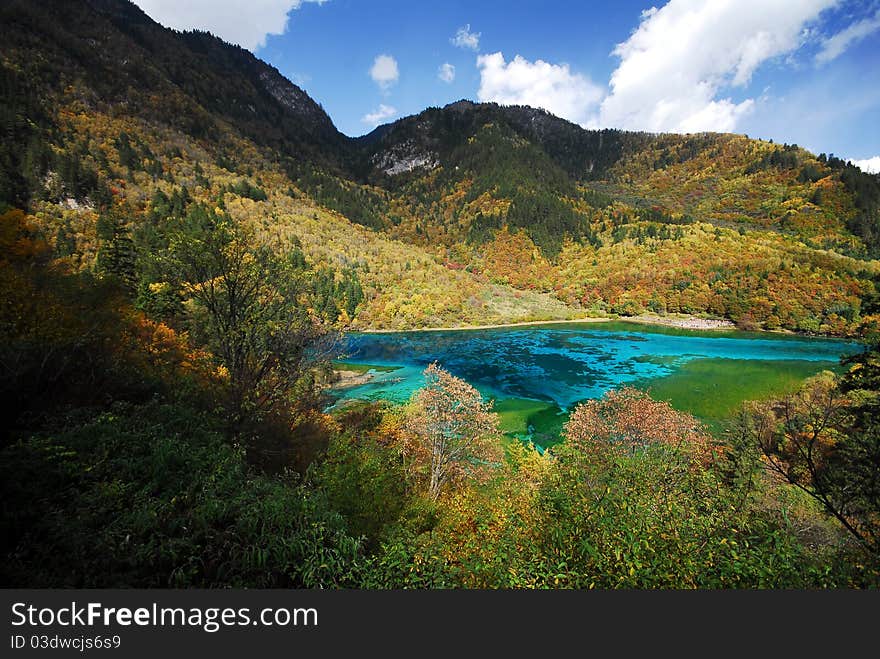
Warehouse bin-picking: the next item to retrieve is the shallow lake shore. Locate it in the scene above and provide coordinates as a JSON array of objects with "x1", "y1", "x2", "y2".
[{"x1": 331, "y1": 369, "x2": 379, "y2": 388}]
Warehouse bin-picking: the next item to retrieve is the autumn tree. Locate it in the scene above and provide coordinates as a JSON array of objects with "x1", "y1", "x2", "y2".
[
  {"x1": 404, "y1": 363, "x2": 501, "y2": 500},
  {"x1": 734, "y1": 369, "x2": 880, "y2": 555},
  {"x1": 537, "y1": 387, "x2": 820, "y2": 588},
  {"x1": 563, "y1": 387, "x2": 715, "y2": 465},
  {"x1": 162, "y1": 205, "x2": 333, "y2": 435}
]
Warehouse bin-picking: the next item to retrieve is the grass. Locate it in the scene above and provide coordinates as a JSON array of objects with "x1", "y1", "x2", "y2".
[{"x1": 642, "y1": 358, "x2": 842, "y2": 429}]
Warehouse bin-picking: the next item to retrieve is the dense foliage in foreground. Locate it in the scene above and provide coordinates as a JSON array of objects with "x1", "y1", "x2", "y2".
[{"x1": 2, "y1": 209, "x2": 878, "y2": 588}]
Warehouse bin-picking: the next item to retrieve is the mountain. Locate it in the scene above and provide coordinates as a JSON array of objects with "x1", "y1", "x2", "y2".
[
  {"x1": 355, "y1": 100, "x2": 879, "y2": 254},
  {"x1": 2, "y1": 0, "x2": 879, "y2": 335},
  {"x1": 1, "y1": 0, "x2": 346, "y2": 205},
  {"x1": 356, "y1": 100, "x2": 651, "y2": 184}
]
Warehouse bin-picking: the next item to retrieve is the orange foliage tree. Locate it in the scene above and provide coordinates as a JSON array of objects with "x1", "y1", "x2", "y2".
[
  {"x1": 563, "y1": 387, "x2": 715, "y2": 466},
  {"x1": 404, "y1": 363, "x2": 502, "y2": 500}
]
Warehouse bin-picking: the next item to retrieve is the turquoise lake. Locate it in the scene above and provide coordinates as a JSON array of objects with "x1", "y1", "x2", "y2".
[{"x1": 329, "y1": 322, "x2": 863, "y2": 418}]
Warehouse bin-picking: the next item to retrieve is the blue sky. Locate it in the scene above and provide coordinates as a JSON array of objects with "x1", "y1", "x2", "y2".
[{"x1": 134, "y1": 0, "x2": 880, "y2": 171}]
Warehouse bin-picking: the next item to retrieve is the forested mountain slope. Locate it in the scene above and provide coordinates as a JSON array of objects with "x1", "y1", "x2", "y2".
[{"x1": 2, "y1": 0, "x2": 880, "y2": 335}]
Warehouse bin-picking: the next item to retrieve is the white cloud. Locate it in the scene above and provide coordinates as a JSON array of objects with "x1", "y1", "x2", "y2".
[
  {"x1": 816, "y1": 9, "x2": 880, "y2": 63},
  {"x1": 438, "y1": 62, "x2": 456, "y2": 83},
  {"x1": 599, "y1": 0, "x2": 839, "y2": 133},
  {"x1": 451, "y1": 24, "x2": 481, "y2": 51},
  {"x1": 131, "y1": 0, "x2": 327, "y2": 51},
  {"x1": 361, "y1": 104, "x2": 398, "y2": 127},
  {"x1": 369, "y1": 54, "x2": 400, "y2": 90},
  {"x1": 850, "y1": 156, "x2": 880, "y2": 174},
  {"x1": 476, "y1": 52, "x2": 603, "y2": 127},
  {"x1": 289, "y1": 72, "x2": 311, "y2": 87}
]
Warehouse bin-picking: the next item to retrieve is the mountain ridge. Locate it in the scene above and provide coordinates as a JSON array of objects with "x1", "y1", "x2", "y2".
[{"x1": 2, "y1": 0, "x2": 879, "y2": 335}]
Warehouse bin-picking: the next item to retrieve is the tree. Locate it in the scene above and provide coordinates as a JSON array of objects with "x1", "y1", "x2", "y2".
[
  {"x1": 734, "y1": 371, "x2": 880, "y2": 555},
  {"x1": 404, "y1": 363, "x2": 501, "y2": 500},
  {"x1": 563, "y1": 387, "x2": 715, "y2": 466},
  {"x1": 96, "y1": 209, "x2": 137, "y2": 292},
  {"x1": 835, "y1": 347, "x2": 880, "y2": 554},
  {"x1": 162, "y1": 205, "x2": 333, "y2": 435}
]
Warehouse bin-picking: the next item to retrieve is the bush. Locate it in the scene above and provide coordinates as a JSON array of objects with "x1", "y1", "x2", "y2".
[{"x1": 1, "y1": 401, "x2": 364, "y2": 587}]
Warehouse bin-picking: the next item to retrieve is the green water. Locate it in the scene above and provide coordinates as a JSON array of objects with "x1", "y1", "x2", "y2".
[{"x1": 642, "y1": 358, "x2": 843, "y2": 432}]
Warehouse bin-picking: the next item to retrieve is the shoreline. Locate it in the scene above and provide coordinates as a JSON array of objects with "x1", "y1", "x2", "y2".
[
  {"x1": 345, "y1": 313, "x2": 858, "y2": 341},
  {"x1": 353, "y1": 313, "x2": 739, "y2": 334},
  {"x1": 356, "y1": 317, "x2": 611, "y2": 334},
  {"x1": 330, "y1": 369, "x2": 379, "y2": 388}
]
